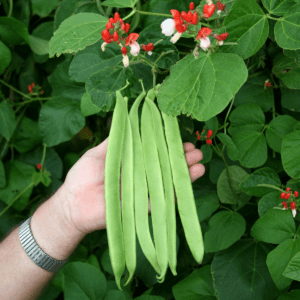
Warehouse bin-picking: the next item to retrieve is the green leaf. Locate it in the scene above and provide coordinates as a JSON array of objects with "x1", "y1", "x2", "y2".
[
  {"x1": 204, "y1": 211, "x2": 246, "y2": 252},
  {"x1": 239, "y1": 167, "x2": 281, "y2": 197},
  {"x1": 157, "y1": 53, "x2": 247, "y2": 121},
  {"x1": 217, "y1": 133, "x2": 240, "y2": 161},
  {"x1": 0, "y1": 160, "x2": 6, "y2": 188},
  {"x1": 222, "y1": 0, "x2": 269, "y2": 59},
  {"x1": 63, "y1": 262, "x2": 106, "y2": 300},
  {"x1": 266, "y1": 115, "x2": 298, "y2": 153},
  {"x1": 234, "y1": 74, "x2": 274, "y2": 112},
  {"x1": 251, "y1": 209, "x2": 295, "y2": 244},
  {"x1": 267, "y1": 239, "x2": 300, "y2": 290},
  {"x1": 38, "y1": 98, "x2": 85, "y2": 147},
  {"x1": 228, "y1": 103, "x2": 265, "y2": 136},
  {"x1": 283, "y1": 251, "x2": 300, "y2": 281},
  {"x1": 81, "y1": 92, "x2": 101, "y2": 117},
  {"x1": 231, "y1": 130, "x2": 268, "y2": 168},
  {"x1": 32, "y1": 172, "x2": 43, "y2": 187},
  {"x1": 281, "y1": 87, "x2": 300, "y2": 112},
  {"x1": 0, "y1": 17, "x2": 30, "y2": 45},
  {"x1": 217, "y1": 165, "x2": 251, "y2": 204},
  {"x1": 31, "y1": 0, "x2": 61, "y2": 18},
  {"x1": 0, "y1": 100, "x2": 16, "y2": 140},
  {"x1": 196, "y1": 192, "x2": 220, "y2": 222},
  {"x1": 200, "y1": 143, "x2": 212, "y2": 164},
  {"x1": 48, "y1": 60, "x2": 85, "y2": 101},
  {"x1": 275, "y1": 3, "x2": 300, "y2": 49},
  {"x1": 49, "y1": 13, "x2": 107, "y2": 58},
  {"x1": 281, "y1": 131, "x2": 300, "y2": 178},
  {"x1": 29, "y1": 35, "x2": 49, "y2": 55},
  {"x1": 102, "y1": 0, "x2": 138, "y2": 8},
  {"x1": 277, "y1": 290, "x2": 300, "y2": 300},
  {"x1": 0, "y1": 160, "x2": 35, "y2": 211},
  {"x1": 0, "y1": 41, "x2": 11, "y2": 75},
  {"x1": 172, "y1": 265, "x2": 216, "y2": 300},
  {"x1": 258, "y1": 191, "x2": 282, "y2": 217},
  {"x1": 262, "y1": 0, "x2": 296, "y2": 16},
  {"x1": 212, "y1": 239, "x2": 280, "y2": 300},
  {"x1": 209, "y1": 158, "x2": 226, "y2": 184}
]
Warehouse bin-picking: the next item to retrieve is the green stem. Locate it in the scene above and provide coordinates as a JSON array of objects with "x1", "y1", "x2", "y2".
[
  {"x1": 257, "y1": 184, "x2": 284, "y2": 192},
  {"x1": 123, "y1": 9, "x2": 136, "y2": 21},
  {"x1": 17, "y1": 97, "x2": 51, "y2": 106},
  {"x1": 153, "y1": 39, "x2": 163, "y2": 46},
  {"x1": 8, "y1": 0, "x2": 13, "y2": 17},
  {"x1": 0, "y1": 182, "x2": 35, "y2": 217},
  {"x1": 96, "y1": 0, "x2": 108, "y2": 17},
  {"x1": 153, "y1": 70, "x2": 157, "y2": 88},
  {"x1": 266, "y1": 14, "x2": 281, "y2": 21},
  {"x1": 135, "y1": 10, "x2": 171, "y2": 18},
  {"x1": 0, "y1": 79, "x2": 31, "y2": 99},
  {"x1": 199, "y1": 21, "x2": 214, "y2": 28},
  {"x1": 220, "y1": 205, "x2": 233, "y2": 212},
  {"x1": 154, "y1": 50, "x2": 174, "y2": 65},
  {"x1": 40, "y1": 143, "x2": 47, "y2": 170},
  {"x1": 221, "y1": 96, "x2": 235, "y2": 153}
]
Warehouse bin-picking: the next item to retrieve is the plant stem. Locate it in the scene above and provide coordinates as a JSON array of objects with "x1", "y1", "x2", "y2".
[
  {"x1": 266, "y1": 14, "x2": 281, "y2": 21},
  {"x1": 257, "y1": 184, "x2": 284, "y2": 192},
  {"x1": 123, "y1": 9, "x2": 136, "y2": 21},
  {"x1": 221, "y1": 96, "x2": 235, "y2": 153},
  {"x1": 17, "y1": 97, "x2": 51, "y2": 106},
  {"x1": 8, "y1": 0, "x2": 13, "y2": 17},
  {"x1": 0, "y1": 79, "x2": 31, "y2": 99},
  {"x1": 154, "y1": 50, "x2": 174, "y2": 65},
  {"x1": 135, "y1": 10, "x2": 171, "y2": 18}
]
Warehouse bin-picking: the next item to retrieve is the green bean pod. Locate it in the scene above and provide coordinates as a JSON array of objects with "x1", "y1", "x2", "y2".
[
  {"x1": 161, "y1": 112, "x2": 204, "y2": 264},
  {"x1": 141, "y1": 88, "x2": 168, "y2": 283},
  {"x1": 146, "y1": 87, "x2": 177, "y2": 276},
  {"x1": 129, "y1": 90, "x2": 162, "y2": 277},
  {"x1": 121, "y1": 96, "x2": 136, "y2": 286},
  {"x1": 104, "y1": 90, "x2": 126, "y2": 291}
]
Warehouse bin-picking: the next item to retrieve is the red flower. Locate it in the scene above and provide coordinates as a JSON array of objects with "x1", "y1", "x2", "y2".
[
  {"x1": 142, "y1": 43, "x2": 154, "y2": 52},
  {"x1": 189, "y1": 2, "x2": 194, "y2": 10},
  {"x1": 101, "y1": 29, "x2": 113, "y2": 43},
  {"x1": 217, "y1": 1, "x2": 226, "y2": 11},
  {"x1": 106, "y1": 22, "x2": 114, "y2": 29},
  {"x1": 291, "y1": 201, "x2": 296, "y2": 210},
  {"x1": 125, "y1": 23, "x2": 130, "y2": 33},
  {"x1": 282, "y1": 201, "x2": 288, "y2": 209},
  {"x1": 215, "y1": 33, "x2": 229, "y2": 41},
  {"x1": 196, "y1": 27, "x2": 212, "y2": 39},
  {"x1": 206, "y1": 139, "x2": 212, "y2": 145},
  {"x1": 121, "y1": 47, "x2": 127, "y2": 55},
  {"x1": 203, "y1": 4, "x2": 216, "y2": 18},
  {"x1": 114, "y1": 12, "x2": 120, "y2": 22},
  {"x1": 207, "y1": 129, "x2": 213, "y2": 138},
  {"x1": 37, "y1": 163, "x2": 42, "y2": 170},
  {"x1": 295, "y1": 191, "x2": 299, "y2": 197},
  {"x1": 171, "y1": 9, "x2": 181, "y2": 20},
  {"x1": 125, "y1": 33, "x2": 139, "y2": 46},
  {"x1": 192, "y1": 12, "x2": 198, "y2": 24},
  {"x1": 113, "y1": 31, "x2": 119, "y2": 42}
]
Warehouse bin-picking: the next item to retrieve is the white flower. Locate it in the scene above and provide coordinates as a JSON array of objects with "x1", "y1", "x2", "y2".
[
  {"x1": 129, "y1": 42, "x2": 140, "y2": 56},
  {"x1": 218, "y1": 40, "x2": 224, "y2": 46},
  {"x1": 170, "y1": 32, "x2": 182, "y2": 44},
  {"x1": 292, "y1": 209, "x2": 297, "y2": 218},
  {"x1": 122, "y1": 54, "x2": 129, "y2": 67},
  {"x1": 217, "y1": 10, "x2": 222, "y2": 15},
  {"x1": 101, "y1": 42, "x2": 107, "y2": 51},
  {"x1": 200, "y1": 37, "x2": 211, "y2": 51},
  {"x1": 147, "y1": 51, "x2": 153, "y2": 56},
  {"x1": 161, "y1": 18, "x2": 176, "y2": 36}
]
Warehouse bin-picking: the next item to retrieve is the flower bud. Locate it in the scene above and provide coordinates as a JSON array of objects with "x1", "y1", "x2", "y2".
[
  {"x1": 200, "y1": 36, "x2": 211, "y2": 51},
  {"x1": 129, "y1": 42, "x2": 140, "y2": 56},
  {"x1": 189, "y1": 2, "x2": 195, "y2": 10},
  {"x1": 101, "y1": 42, "x2": 107, "y2": 51},
  {"x1": 161, "y1": 18, "x2": 176, "y2": 36},
  {"x1": 122, "y1": 54, "x2": 129, "y2": 67},
  {"x1": 113, "y1": 31, "x2": 119, "y2": 41},
  {"x1": 170, "y1": 31, "x2": 182, "y2": 44},
  {"x1": 121, "y1": 46, "x2": 127, "y2": 55}
]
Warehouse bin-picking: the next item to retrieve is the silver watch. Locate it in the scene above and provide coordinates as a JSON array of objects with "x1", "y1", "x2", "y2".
[{"x1": 19, "y1": 216, "x2": 68, "y2": 273}]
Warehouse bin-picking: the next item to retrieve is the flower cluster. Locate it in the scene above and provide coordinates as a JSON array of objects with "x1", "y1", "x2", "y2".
[
  {"x1": 161, "y1": 1, "x2": 228, "y2": 53},
  {"x1": 101, "y1": 12, "x2": 153, "y2": 68},
  {"x1": 280, "y1": 187, "x2": 299, "y2": 217},
  {"x1": 27, "y1": 82, "x2": 44, "y2": 95},
  {"x1": 27, "y1": 82, "x2": 35, "y2": 94},
  {"x1": 196, "y1": 129, "x2": 213, "y2": 145},
  {"x1": 264, "y1": 79, "x2": 272, "y2": 87}
]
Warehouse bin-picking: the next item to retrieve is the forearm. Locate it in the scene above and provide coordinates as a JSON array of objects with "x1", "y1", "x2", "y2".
[{"x1": 0, "y1": 185, "x2": 86, "y2": 300}]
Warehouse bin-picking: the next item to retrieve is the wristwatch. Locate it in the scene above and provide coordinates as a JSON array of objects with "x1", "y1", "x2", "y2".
[{"x1": 19, "y1": 216, "x2": 69, "y2": 273}]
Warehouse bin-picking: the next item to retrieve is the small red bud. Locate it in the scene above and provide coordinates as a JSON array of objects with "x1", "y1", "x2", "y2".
[
  {"x1": 196, "y1": 131, "x2": 199, "y2": 135},
  {"x1": 282, "y1": 201, "x2": 288, "y2": 209},
  {"x1": 125, "y1": 23, "x2": 130, "y2": 33},
  {"x1": 295, "y1": 191, "x2": 299, "y2": 197},
  {"x1": 285, "y1": 193, "x2": 291, "y2": 200},
  {"x1": 290, "y1": 201, "x2": 296, "y2": 210},
  {"x1": 207, "y1": 129, "x2": 213, "y2": 138},
  {"x1": 286, "y1": 187, "x2": 291, "y2": 191},
  {"x1": 203, "y1": 4, "x2": 216, "y2": 18},
  {"x1": 206, "y1": 139, "x2": 212, "y2": 145},
  {"x1": 113, "y1": 31, "x2": 119, "y2": 41},
  {"x1": 121, "y1": 23, "x2": 126, "y2": 31},
  {"x1": 109, "y1": 17, "x2": 114, "y2": 23},
  {"x1": 192, "y1": 12, "x2": 198, "y2": 25},
  {"x1": 280, "y1": 192, "x2": 286, "y2": 199},
  {"x1": 121, "y1": 47, "x2": 127, "y2": 55},
  {"x1": 197, "y1": 135, "x2": 201, "y2": 140},
  {"x1": 114, "y1": 12, "x2": 120, "y2": 22},
  {"x1": 189, "y1": 2, "x2": 195, "y2": 10},
  {"x1": 37, "y1": 163, "x2": 42, "y2": 170},
  {"x1": 170, "y1": 9, "x2": 181, "y2": 20}
]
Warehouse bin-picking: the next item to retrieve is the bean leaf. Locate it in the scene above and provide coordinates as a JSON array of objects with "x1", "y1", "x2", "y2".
[
  {"x1": 262, "y1": 0, "x2": 296, "y2": 16},
  {"x1": 101, "y1": 0, "x2": 138, "y2": 8}
]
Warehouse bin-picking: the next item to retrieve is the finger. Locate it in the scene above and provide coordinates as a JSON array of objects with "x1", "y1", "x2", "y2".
[
  {"x1": 185, "y1": 148, "x2": 203, "y2": 167},
  {"x1": 183, "y1": 142, "x2": 195, "y2": 153},
  {"x1": 85, "y1": 137, "x2": 109, "y2": 159}
]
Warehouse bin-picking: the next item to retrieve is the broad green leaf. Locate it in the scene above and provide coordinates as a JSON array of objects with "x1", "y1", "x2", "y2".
[
  {"x1": 284, "y1": 49, "x2": 300, "y2": 63},
  {"x1": 130, "y1": 63, "x2": 153, "y2": 94},
  {"x1": 283, "y1": 251, "x2": 300, "y2": 281},
  {"x1": 217, "y1": 133, "x2": 240, "y2": 161},
  {"x1": 239, "y1": 167, "x2": 281, "y2": 197},
  {"x1": 195, "y1": 192, "x2": 220, "y2": 222},
  {"x1": 0, "y1": 41, "x2": 11, "y2": 75},
  {"x1": 281, "y1": 87, "x2": 300, "y2": 112},
  {"x1": 217, "y1": 165, "x2": 251, "y2": 204},
  {"x1": 63, "y1": 262, "x2": 106, "y2": 300},
  {"x1": 222, "y1": 0, "x2": 269, "y2": 59},
  {"x1": 266, "y1": 115, "x2": 298, "y2": 153},
  {"x1": 31, "y1": 0, "x2": 61, "y2": 18},
  {"x1": 231, "y1": 130, "x2": 268, "y2": 168},
  {"x1": 277, "y1": 290, "x2": 300, "y2": 300},
  {"x1": 234, "y1": 74, "x2": 274, "y2": 112},
  {"x1": 38, "y1": 98, "x2": 85, "y2": 147},
  {"x1": 0, "y1": 160, "x2": 35, "y2": 211},
  {"x1": 48, "y1": 60, "x2": 85, "y2": 101},
  {"x1": 281, "y1": 131, "x2": 300, "y2": 178},
  {"x1": 251, "y1": 209, "x2": 295, "y2": 244},
  {"x1": 13, "y1": 0, "x2": 30, "y2": 27},
  {"x1": 10, "y1": 116, "x2": 44, "y2": 154},
  {"x1": 267, "y1": 239, "x2": 300, "y2": 290},
  {"x1": 0, "y1": 100, "x2": 16, "y2": 139},
  {"x1": 228, "y1": 103, "x2": 265, "y2": 136},
  {"x1": 102, "y1": 0, "x2": 138, "y2": 8},
  {"x1": 0, "y1": 17, "x2": 30, "y2": 46},
  {"x1": 262, "y1": 0, "x2": 296, "y2": 16},
  {"x1": 275, "y1": 3, "x2": 300, "y2": 49},
  {"x1": 200, "y1": 144, "x2": 212, "y2": 164},
  {"x1": 49, "y1": 13, "x2": 107, "y2": 58},
  {"x1": 81, "y1": 92, "x2": 101, "y2": 117},
  {"x1": 204, "y1": 211, "x2": 246, "y2": 252},
  {"x1": 69, "y1": 44, "x2": 122, "y2": 82},
  {"x1": 258, "y1": 191, "x2": 282, "y2": 217},
  {"x1": 54, "y1": 0, "x2": 79, "y2": 30},
  {"x1": 209, "y1": 158, "x2": 226, "y2": 184},
  {"x1": 212, "y1": 239, "x2": 280, "y2": 300},
  {"x1": 172, "y1": 265, "x2": 216, "y2": 300},
  {"x1": 86, "y1": 67, "x2": 126, "y2": 111},
  {"x1": 157, "y1": 53, "x2": 247, "y2": 121},
  {"x1": 0, "y1": 160, "x2": 6, "y2": 188},
  {"x1": 29, "y1": 35, "x2": 49, "y2": 55}
]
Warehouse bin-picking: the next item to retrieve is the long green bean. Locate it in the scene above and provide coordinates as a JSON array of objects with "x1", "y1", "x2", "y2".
[
  {"x1": 129, "y1": 86, "x2": 162, "y2": 277},
  {"x1": 161, "y1": 111, "x2": 204, "y2": 264},
  {"x1": 104, "y1": 90, "x2": 127, "y2": 290},
  {"x1": 141, "y1": 88, "x2": 168, "y2": 283}
]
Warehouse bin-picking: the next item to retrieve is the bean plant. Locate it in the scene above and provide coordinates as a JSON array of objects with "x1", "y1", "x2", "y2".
[{"x1": 0, "y1": 0, "x2": 300, "y2": 299}]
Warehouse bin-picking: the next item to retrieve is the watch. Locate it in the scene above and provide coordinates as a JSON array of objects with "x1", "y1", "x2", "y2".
[{"x1": 19, "y1": 216, "x2": 69, "y2": 273}]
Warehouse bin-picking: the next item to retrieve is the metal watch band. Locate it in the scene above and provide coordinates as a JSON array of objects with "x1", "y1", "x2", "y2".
[{"x1": 19, "y1": 216, "x2": 68, "y2": 273}]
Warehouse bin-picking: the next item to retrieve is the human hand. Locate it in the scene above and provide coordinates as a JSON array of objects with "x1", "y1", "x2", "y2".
[{"x1": 56, "y1": 137, "x2": 205, "y2": 236}]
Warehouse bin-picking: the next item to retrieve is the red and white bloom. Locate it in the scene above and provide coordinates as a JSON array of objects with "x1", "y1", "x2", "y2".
[
  {"x1": 282, "y1": 201, "x2": 288, "y2": 210},
  {"x1": 216, "y1": 1, "x2": 226, "y2": 15},
  {"x1": 196, "y1": 27, "x2": 212, "y2": 51},
  {"x1": 291, "y1": 201, "x2": 297, "y2": 217},
  {"x1": 214, "y1": 32, "x2": 229, "y2": 45},
  {"x1": 203, "y1": 3, "x2": 215, "y2": 18},
  {"x1": 142, "y1": 43, "x2": 154, "y2": 55},
  {"x1": 161, "y1": 18, "x2": 176, "y2": 36},
  {"x1": 130, "y1": 42, "x2": 140, "y2": 56}
]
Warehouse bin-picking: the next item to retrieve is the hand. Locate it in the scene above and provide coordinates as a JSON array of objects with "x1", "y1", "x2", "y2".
[{"x1": 56, "y1": 138, "x2": 205, "y2": 236}]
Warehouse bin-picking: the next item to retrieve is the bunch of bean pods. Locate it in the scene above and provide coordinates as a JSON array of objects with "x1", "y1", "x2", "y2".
[{"x1": 104, "y1": 83, "x2": 204, "y2": 291}]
